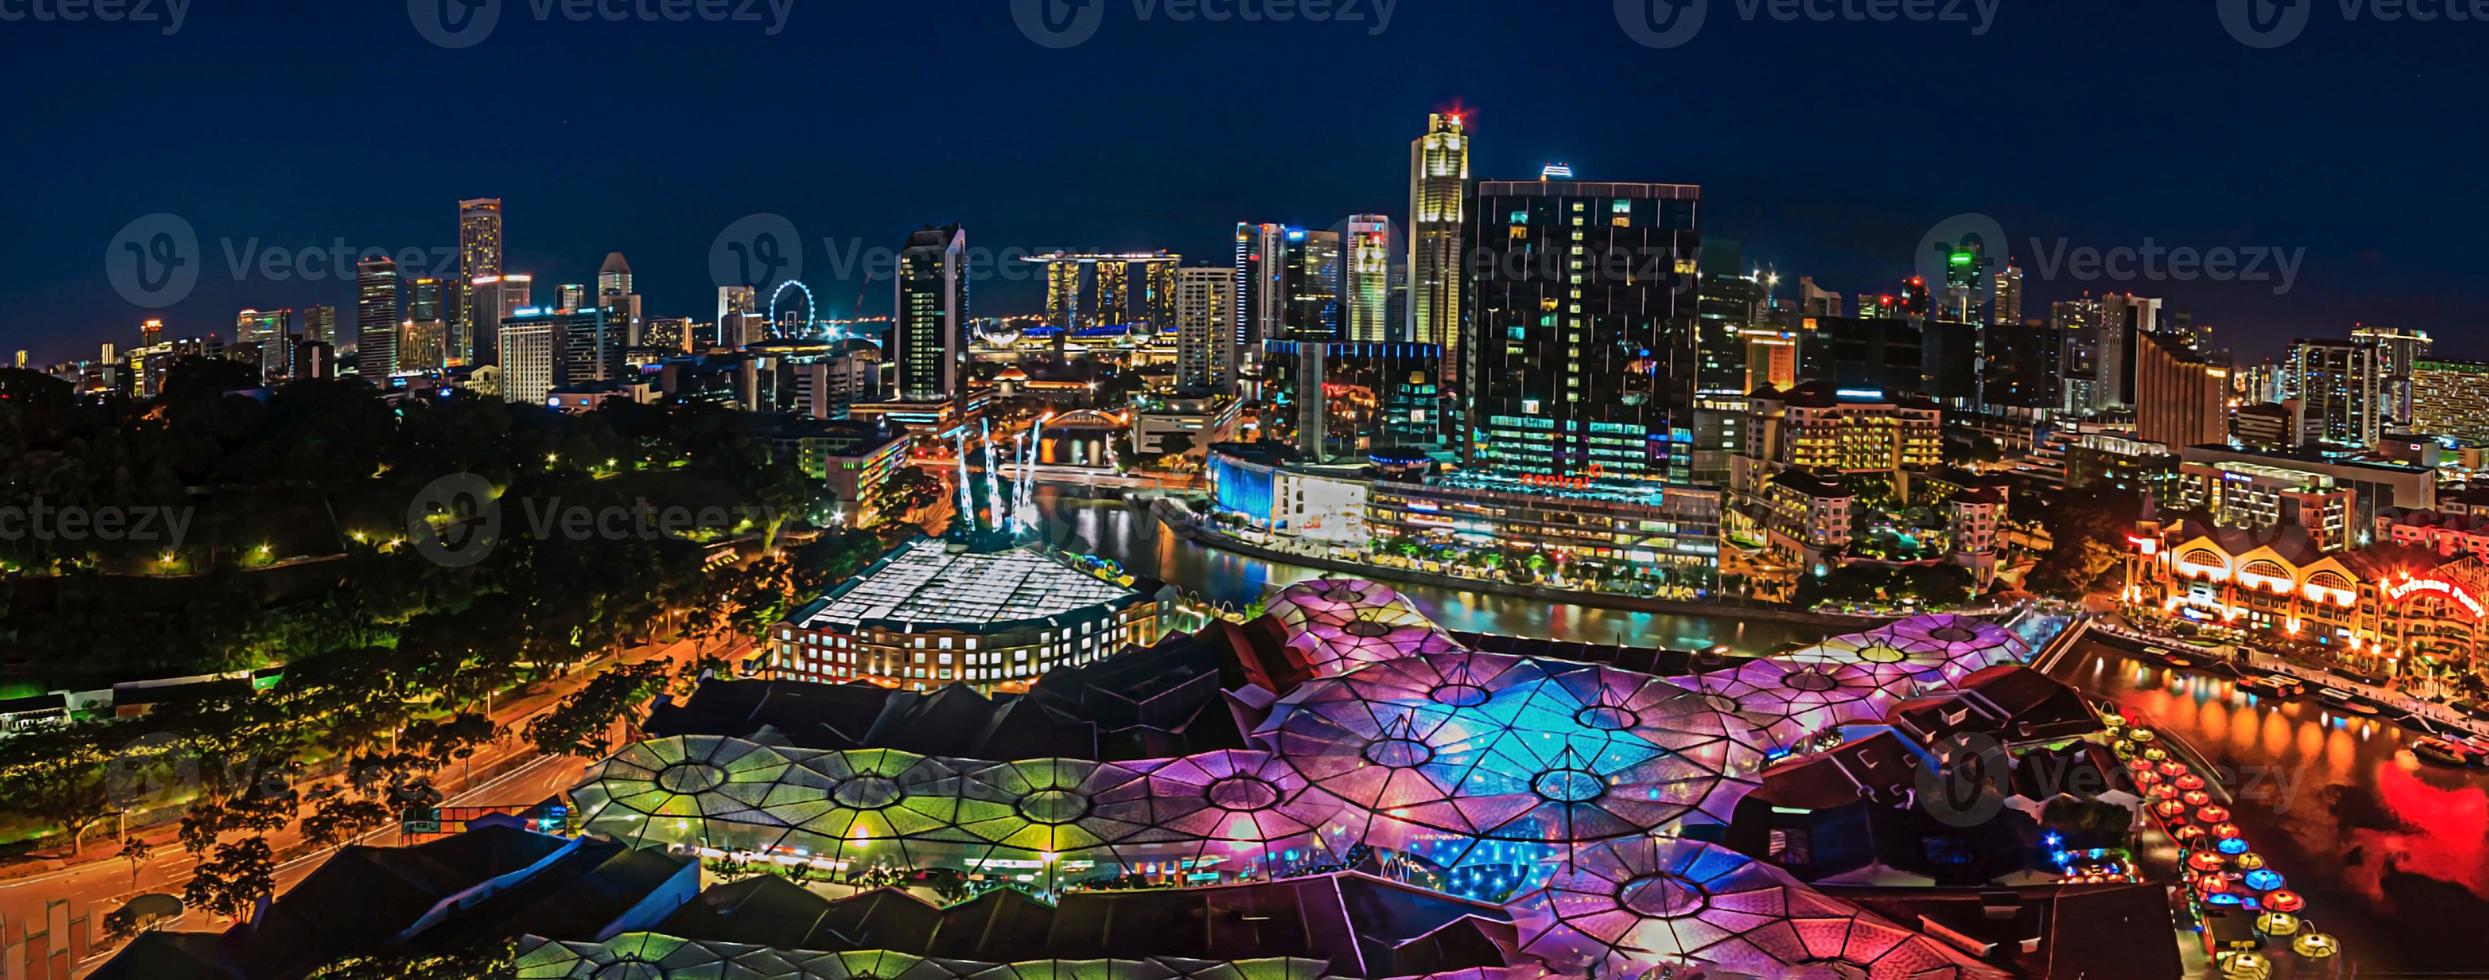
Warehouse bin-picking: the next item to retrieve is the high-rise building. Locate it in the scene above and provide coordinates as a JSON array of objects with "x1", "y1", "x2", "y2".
[
  {"x1": 1409, "y1": 113, "x2": 1468, "y2": 356},
  {"x1": 302, "y1": 305, "x2": 336, "y2": 347},
  {"x1": 1174, "y1": 267, "x2": 1234, "y2": 392},
  {"x1": 892, "y1": 224, "x2": 966, "y2": 402},
  {"x1": 1283, "y1": 229, "x2": 1341, "y2": 340},
  {"x1": 1044, "y1": 260, "x2": 1081, "y2": 334},
  {"x1": 1939, "y1": 239, "x2": 1989, "y2": 324},
  {"x1": 1233, "y1": 222, "x2": 1287, "y2": 375},
  {"x1": 2133, "y1": 330, "x2": 2230, "y2": 452},
  {"x1": 1695, "y1": 241, "x2": 1765, "y2": 397},
  {"x1": 2051, "y1": 297, "x2": 2102, "y2": 413},
  {"x1": 407, "y1": 278, "x2": 453, "y2": 370},
  {"x1": 557, "y1": 283, "x2": 588, "y2": 311},
  {"x1": 1341, "y1": 214, "x2": 1392, "y2": 342},
  {"x1": 2412, "y1": 358, "x2": 2489, "y2": 445},
  {"x1": 715, "y1": 285, "x2": 758, "y2": 351},
  {"x1": 1992, "y1": 263, "x2": 2024, "y2": 327},
  {"x1": 2290, "y1": 337, "x2": 2382, "y2": 448},
  {"x1": 1797, "y1": 277, "x2": 1842, "y2": 317},
  {"x1": 499, "y1": 314, "x2": 559, "y2": 405},
  {"x1": 459, "y1": 198, "x2": 504, "y2": 280},
  {"x1": 2351, "y1": 324, "x2": 2431, "y2": 426},
  {"x1": 140, "y1": 319, "x2": 163, "y2": 348},
  {"x1": 1461, "y1": 177, "x2": 1701, "y2": 482},
  {"x1": 12, "y1": 351, "x2": 26, "y2": 370},
  {"x1": 467, "y1": 274, "x2": 532, "y2": 364},
  {"x1": 1259, "y1": 340, "x2": 1441, "y2": 461},
  {"x1": 234, "y1": 308, "x2": 293, "y2": 382},
  {"x1": 597, "y1": 252, "x2": 633, "y2": 299},
  {"x1": 354, "y1": 256, "x2": 400, "y2": 379},
  {"x1": 400, "y1": 318, "x2": 449, "y2": 372},
  {"x1": 1095, "y1": 261, "x2": 1129, "y2": 328},
  {"x1": 1143, "y1": 261, "x2": 1179, "y2": 331}
]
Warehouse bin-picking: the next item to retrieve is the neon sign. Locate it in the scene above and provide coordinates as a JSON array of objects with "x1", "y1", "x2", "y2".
[{"x1": 2386, "y1": 577, "x2": 2488, "y2": 618}]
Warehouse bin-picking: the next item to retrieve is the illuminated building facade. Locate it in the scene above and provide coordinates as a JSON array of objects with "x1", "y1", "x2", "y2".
[
  {"x1": 1283, "y1": 228, "x2": 1341, "y2": 340},
  {"x1": 764, "y1": 537, "x2": 1168, "y2": 694},
  {"x1": 2175, "y1": 443, "x2": 2432, "y2": 531},
  {"x1": 2352, "y1": 324, "x2": 2430, "y2": 425},
  {"x1": 1094, "y1": 260, "x2": 1128, "y2": 328},
  {"x1": 468, "y1": 273, "x2": 531, "y2": 364},
  {"x1": 353, "y1": 255, "x2": 399, "y2": 379},
  {"x1": 1409, "y1": 112, "x2": 1467, "y2": 358},
  {"x1": 894, "y1": 225, "x2": 967, "y2": 401},
  {"x1": 1173, "y1": 267, "x2": 1232, "y2": 392},
  {"x1": 1342, "y1": 214, "x2": 1392, "y2": 342},
  {"x1": 1257, "y1": 340, "x2": 1440, "y2": 461},
  {"x1": 234, "y1": 307, "x2": 292, "y2": 382},
  {"x1": 2412, "y1": 358, "x2": 2489, "y2": 445},
  {"x1": 1738, "y1": 382, "x2": 1942, "y2": 477},
  {"x1": 2124, "y1": 512, "x2": 2489, "y2": 678},
  {"x1": 1461, "y1": 178, "x2": 1702, "y2": 482},
  {"x1": 2132, "y1": 330, "x2": 2230, "y2": 452},
  {"x1": 2288, "y1": 337, "x2": 2381, "y2": 448}
]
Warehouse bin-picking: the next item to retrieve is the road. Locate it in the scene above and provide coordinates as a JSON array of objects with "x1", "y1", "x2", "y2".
[{"x1": 0, "y1": 631, "x2": 745, "y2": 964}]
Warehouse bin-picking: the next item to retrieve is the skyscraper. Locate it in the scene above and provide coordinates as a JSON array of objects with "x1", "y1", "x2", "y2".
[
  {"x1": 468, "y1": 274, "x2": 532, "y2": 364},
  {"x1": 892, "y1": 224, "x2": 967, "y2": 402},
  {"x1": 302, "y1": 305, "x2": 336, "y2": 347},
  {"x1": 235, "y1": 308, "x2": 293, "y2": 382},
  {"x1": 1174, "y1": 267, "x2": 1234, "y2": 392},
  {"x1": 1410, "y1": 113, "x2": 1468, "y2": 357},
  {"x1": 597, "y1": 252, "x2": 633, "y2": 299},
  {"x1": 1233, "y1": 222, "x2": 1287, "y2": 374},
  {"x1": 1992, "y1": 263, "x2": 2024, "y2": 327},
  {"x1": 1045, "y1": 260, "x2": 1082, "y2": 334},
  {"x1": 1342, "y1": 215, "x2": 1392, "y2": 342},
  {"x1": 717, "y1": 285, "x2": 758, "y2": 350},
  {"x1": 1695, "y1": 241, "x2": 1764, "y2": 396},
  {"x1": 2051, "y1": 297, "x2": 2102, "y2": 413},
  {"x1": 459, "y1": 198, "x2": 504, "y2": 279},
  {"x1": 2351, "y1": 324, "x2": 2431, "y2": 425},
  {"x1": 2412, "y1": 358, "x2": 2489, "y2": 444},
  {"x1": 499, "y1": 313, "x2": 559, "y2": 405},
  {"x1": 1283, "y1": 229, "x2": 1341, "y2": 340},
  {"x1": 140, "y1": 319, "x2": 163, "y2": 348},
  {"x1": 355, "y1": 256, "x2": 400, "y2": 379},
  {"x1": 1095, "y1": 261, "x2": 1129, "y2": 328},
  {"x1": 2133, "y1": 330, "x2": 2230, "y2": 452},
  {"x1": 1461, "y1": 177, "x2": 1702, "y2": 481},
  {"x1": 1143, "y1": 261, "x2": 1179, "y2": 331},
  {"x1": 557, "y1": 284, "x2": 588, "y2": 311},
  {"x1": 2290, "y1": 337, "x2": 2382, "y2": 448}
]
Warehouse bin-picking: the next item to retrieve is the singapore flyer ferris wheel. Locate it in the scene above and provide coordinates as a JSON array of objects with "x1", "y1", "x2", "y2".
[{"x1": 767, "y1": 280, "x2": 830, "y2": 339}]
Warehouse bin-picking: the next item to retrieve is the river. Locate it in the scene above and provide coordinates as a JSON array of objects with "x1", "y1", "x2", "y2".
[
  {"x1": 2049, "y1": 638, "x2": 2489, "y2": 975},
  {"x1": 1033, "y1": 487, "x2": 1822, "y2": 656}
]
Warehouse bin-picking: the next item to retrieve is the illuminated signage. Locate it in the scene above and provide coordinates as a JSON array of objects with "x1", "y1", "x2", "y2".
[{"x1": 2386, "y1": 576, "x2": 2488, "y2": 618}]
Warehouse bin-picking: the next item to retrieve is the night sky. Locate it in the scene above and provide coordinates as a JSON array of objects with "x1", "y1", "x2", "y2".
[{"x1": 9, "y1": 0, "x2": 2487, "y2": 365}]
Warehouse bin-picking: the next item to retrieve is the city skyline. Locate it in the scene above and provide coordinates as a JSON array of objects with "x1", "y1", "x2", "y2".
[{"x1": 13, "y1": 4, "x2": 2487, "y2": 365}]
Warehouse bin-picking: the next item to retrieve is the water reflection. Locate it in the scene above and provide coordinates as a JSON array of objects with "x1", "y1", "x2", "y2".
[
  {"x1": 1034, "y1": 487, "x2": 1820, "y2": 656},
  {"x1": 2057, "y1": 641, "x2": 2489, "y2": 974}
]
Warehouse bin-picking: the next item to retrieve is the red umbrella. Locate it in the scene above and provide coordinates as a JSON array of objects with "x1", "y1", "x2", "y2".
[
  {"x1": 2266, "y1": 890, "x2": 2305, "y2": 913},
  {"x1": 2176, "y1": 774, "x2": 2207, "y2": 791},
  {"x1": 2182, "y1": 790, "x2": 2213, "y2": 808},
  {"x1": 2188, "y1": 851, "x2": 2229, "y2": 873},
  {"x1": 2198, "y1": 805, "x2": 2231, "y2": 824}
]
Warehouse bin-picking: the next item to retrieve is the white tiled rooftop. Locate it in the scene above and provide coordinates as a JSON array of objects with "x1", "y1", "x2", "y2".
[{"x1": 796, "y1": 539, "x2": 1136, "y2": 630}]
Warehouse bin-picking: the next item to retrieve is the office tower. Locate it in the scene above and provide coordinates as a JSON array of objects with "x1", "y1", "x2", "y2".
[
  {"x1": 1282, "y1": 229, "x2": 1341, "y2": 340},
  {"x1": 234, "y1": 308, "x2": 292, "y2": 382},
  {"x1": 459, "y1": 198, "x2": 504, "y2": 279},
  {"x1": 1795, "y1": 316, "x2": 1928, "y2": 397},
  {"x1": 101, "y1": 343, "x2": 116, "y2": 365},
  {"x1": 408, "y1": 278, "x2": 450, "y2": 328},
  {"x1": 2133, "y1": 331, "x2": 2230, "y2": 452},
  {"x1": 1410, "y1": 113, "x2": 1468, "y2": 354},
  {"x1": 1899, "y1": 276, "x2": 1932, "y2": 318},
  {"x1": 2050, "y1": 297, "x2": 2102, "y2": 413},
  {"x1": 1992, "y1": 263, "x2": 2024, "y2": 327},
  {"x1": 12, "y1": 351, "x2": 25, "y2": 370},
  {"x1": 467, "y1": 274, "x2": 532, "y2": 364},
  {"x1": 1939, "y1": 239, "x2": 1989, "y2": 323},
  {"x1": 642, "y1": 317, "x2": 693, "y2": 353},
  {"x1": 597, "y1": 252, "x2": 633, "y2": 299},
  {"x1": 556, "y1": 283, "x2": 588, "y2": 311},
  {"x1": 1797, "y1": 277, "x2": 1842, "y2": 317},
  {"x1": 140, "y1": 319, "x2": 163, "y2": 348},
  {"x1": 2412, "y1": 359, "x2": 2489, "y2": 445},
  {"x1": 1175, "y1": 266, "x2": 1234, "y2": 392},
  {"x1": 892, "y1": 224, "x2": 966, "y2": 402},
  {"x1": 302, "y1": 305, "x2": 336, "y2": 347},
  {"x1": 354, "y1": 256, "x2": 400, "y2": 379},
  {"x1": 1462, "y1": 178, "x2": 1702, "y2": 481},
  {"x1": 499, "y1": 315, "x2": 559, "y2": 405},
  {"x1": 407, "y1": 278, "x2": 455, "y2": 369},
  {"x1": 400, "y1": 318, "x2": 448, "y2": 372},
  {"x1": 1981, "y1": 320, "x2": 2063, "y2": 408},
  {"x1": 1341, "y1": 215, "x2": 1392, "y2": 342},
  {"x1": 1744, "y1": 326, "x2": 1800, "y2": 392},
  {"x1": 1143, "y1": 260, "x2": 1179, "y2": 330},
  {"x1": 2351, "y1": 324, "x2": 2431, "y2": 425},
  {"x1": 1695, "y1": 241, "x2": 1766, "y2": 396},
  {"x1": 2290, "y1": 337, "x2": 2382, "y2": 448},
  {"x1": 715, "y1": 285, "x2": 758, "y2": 350},
  {"x1": 1233, "y1": 222, "x2": 1287, "y2": 373},
  {"x1": 1261, "y1": 340, "x2": 1441, "y2": 461}
]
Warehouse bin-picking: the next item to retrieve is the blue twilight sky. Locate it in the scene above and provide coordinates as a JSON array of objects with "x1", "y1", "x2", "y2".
[{"x1": 5, "y1": 0, "x2": 2487, "y2": 365}]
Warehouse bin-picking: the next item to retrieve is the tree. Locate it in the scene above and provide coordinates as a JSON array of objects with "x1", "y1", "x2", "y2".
[
  {"x1": 306, "y1": 940, "x2": 520, "y2": 979},
  {"x1": 525, "y1": 660, "x2": 671, "y2": 759},
  {"x1": 2029, "y1": 484, "x2": 2145, "y2": 596},
  {"x1": 121, "y1": 838, "x2": 155, "y2": 889},
  {"x1": 184, "y1": 837, "x2": 276, "y2": 924},
  {"x1": 0, "y1": 725, "x2": 118, "y2": 857}
]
